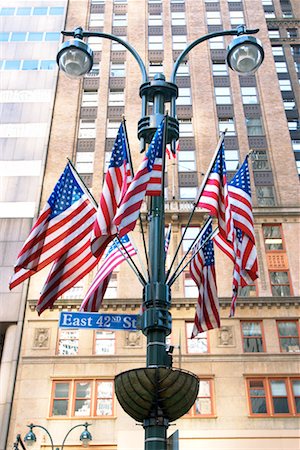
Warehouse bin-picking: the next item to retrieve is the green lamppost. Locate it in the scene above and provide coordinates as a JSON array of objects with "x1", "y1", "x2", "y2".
[
  {"x1": 57, "y1": 25, "x2": 264, "y2": 450},
  {"x1": 13, "y1": 422, "x2": 92, "y2": 449}
]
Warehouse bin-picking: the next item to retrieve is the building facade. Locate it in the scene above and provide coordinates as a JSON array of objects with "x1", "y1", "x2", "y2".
[{"x1": 1, "y1": 0, "x2": 299, "y2": 449}]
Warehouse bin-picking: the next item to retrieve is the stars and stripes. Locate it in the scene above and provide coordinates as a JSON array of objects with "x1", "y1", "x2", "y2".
[
  {"x1": 190, "y1": 221, "x2": 220, "y2": 337},
  {"x1": 10, "y1": 163, "x2": 96, "y2": 290},
  {"x1": 197, "y1": 141, "x2": 233, "y2": 242},
  {"x1": 213, "y1": 156, "x2": 258, "y2": 316},
  {"x1": 91, "y1": 123, "x2": 132, "y2": 257},
  {"x1": 80, "y1": 235, "x2": 136, "y2": 312},
  {"x1": 114, "y1": 119, "x2": 164, "y2": 237},
  {"x1": 166, "y1": 140, "x2": 180, "y2": 159}
]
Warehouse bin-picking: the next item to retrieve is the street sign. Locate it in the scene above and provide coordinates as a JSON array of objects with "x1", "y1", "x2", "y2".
[
  {"x1": 167, "y1": 430, "x2": 179, "y2": 450},
  {"x1": 59, "y1": 312, "x2": 138, "y2": 331}
]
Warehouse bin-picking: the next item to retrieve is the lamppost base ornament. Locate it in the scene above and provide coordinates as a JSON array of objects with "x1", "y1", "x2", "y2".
[{"x1": 114, "y1": 367, "x2": 199, "y2": 423}]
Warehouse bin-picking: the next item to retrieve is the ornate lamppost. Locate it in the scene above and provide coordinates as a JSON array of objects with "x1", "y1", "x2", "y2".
[{"x1": 56, "y1": 24, "x2": 264, "y2": 450}]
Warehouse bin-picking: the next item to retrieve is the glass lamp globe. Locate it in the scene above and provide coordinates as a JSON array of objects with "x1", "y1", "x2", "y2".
[
  {"x1": 80, "y1": 428, "x2": 92, "y2": 447},
  {"x1": 227, "y1": 35, "x2": 264, "y2": 76},
  {"x1": 57, "y1": 39, "x2": 93, "y2": 78},
  {"x1": 24, "y1": 429, "x2": 36, "y2": 447}
]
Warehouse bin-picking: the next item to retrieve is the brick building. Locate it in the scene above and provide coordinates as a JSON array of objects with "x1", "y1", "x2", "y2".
[{"x1": 0, "y1": 0, "x2": 299, "y2": 449}]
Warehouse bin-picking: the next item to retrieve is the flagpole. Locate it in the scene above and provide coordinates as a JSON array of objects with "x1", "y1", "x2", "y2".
[
  {"x1": 165, "y1": 132, "x2": 225, "y2": 283},
  {"x1": 122, "y1": 117, "x2": 150, "y2": 282},
  {"x1": 67, "y1": 158, "x2": 98, "y2": 208},
  {"x1": 168, "y1": 226, "x2": 219, "y2": 287},
  {"x1": 167, "y1": 216, "x2": 212, "y2": 286},
  {"x1": 116, "y1": 236, "x2": 147, "y2": 286}
]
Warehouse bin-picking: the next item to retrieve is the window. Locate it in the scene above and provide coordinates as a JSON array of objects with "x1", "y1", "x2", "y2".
[
  {"x1": 179, "y1": 119, "x2": 193, "y2": 136},
  {"x1": 51, "y1": 382, "x2": 70, "y2": 416},
  {"x1": 287, "y1": 29, "x2": 297, "y2": 38},
  {"x1": 88, "y1": 63, "x2": 100, "y2": 77},
  {"x1": 33, "y1": 7, "x2": 48, "y2": 15},
  {"x1": 252, "y1": 150, "x2": 270, "y2": 171},
  {"x1": 241, "y1": 321, "x2": 265, "y2": 352},
  {"x1": 40, "y1": 60, "x2": 56, "y2": 70},
  {"x1": 176, "y1": 63, "x2": 190, "y2": 76},
  {"x1": 241, "y1": 87, "x2": 258, "y2": 104},
  {"x1": 265, "y1": 11, "x2": 276, "y2": 18},
  {"x1": 182, "y1": 226, "x2": 200, "y2": 252},
  {"x1": 149, "y1": 63, "x2": 164, "y2": 77},
  {"x1": 113, "y1": 14, "x2": 127, "y2": 27},
  {"x1": 74, "y1": 381, "x2": 91, "y2": 416},
  {"x1": 186, "y1": 322, "x2": 208, "y2": 353},
  {"x1": 256, "y1": 186, "x2": 276, "y2": 206},
  {"x1": 82, "y1": 91, "x2": 98, "y2": 107},
  {"x1": 57, "y1": 330, "x2": 79, "y2": 355},
  {"x1": 11, "y1": 32, "x2": 26, "y2": 41},
  {"x1": 270, "y1": 271, "x2": 291, "y2": 296},
  {"x1": 206, "y1": 12, "x2": 221, "y2": 25},
  {"x1": 88, "y1": 36, "x2": 102, "y2": 51},
  {"x1": 28, "y1": 32, "x2": 43, "y2": 41},
  {"x1": 263, "y1": 225, "x2": 283, "y2": 250},
  {"x1": 172, "y1": 35, "x2": 187, "y2": 50},
  {"x1": 78, "y1": 120, "x2": 96, "y2": 139},
  {"x1": 110, "y1": 58, "x2": 126, "y2": 72},
  {"x1": 16, "y1": 7, "x2": 31, "y2": 15},
  {"x1": 45, "y1": 32, "x2": 61, "y2": 41},
  {"x1": 0, "y1": 32, "x2": 9, "y2": 41},
  {"x1": 171, "y1": 12, "x2": 186, "y2": 26},
  {"x1": 189, "y1": 379, "x2": 214, "y2": 417},
  {"x1": 76, "y1": 152, "x2": 94, "y2": 173},
  {"x1": 239, "y1": 283, "x2": 257, "y2": 297},
  {"x1": 283, "y1": 100, "x2": 296, "y2": 110},
  {"x1": 178, "y1": 151, "x2": 196, "y2": 172},
  {"x1": 215, "y1": 87, "x2": 231, "y2": 104},
  {"x1": 94, "y1": 331, "x2": 116, "y2": 355},
  {"x1": 247, "y1": 377, "x2": 300, "y2": 416},
  {"x1": 49, "y1": 7, "x2": 64, "y2": 15},
  {"x1": 275, "y1": 62, "x2": 288, "y2": 73},
  {"x1": 277, "y1": 321, "x2": 299, "y2": 352},
  {"x1": 288, "y1": 120, "x2": 299, "y2": 131},
  {"x1": 279, "y1": 79, "x2": 292, "y2": 91},
  {"x1": 177, "y1": 88, "x2": 191, "y2": 105},
  {"x1": 184, "y1": 274, "x2": 198, "y2": 297},
  {"x1": 107, "y1": 121, "x2": 120, "y2": 138},
  {"x1": 3, "y1": 60, "x2": 21, "y2": 70},
  {"x1": 89, "y1": 13, "x2": 104, "y2": 27},
  {"x1": 111, "y1": 36, "x2": 127, "y2": 52},
  {"x1": 268, "y1": 30, "x2": 280, "y2": 39},
  {"x1": 50, "y1": 379, "x2": 114, "y2": 417},
  {"x1": 149, "y1": 36, "x2": 163, "y2": 50},
  {"x1": 212, "y1": 63, "x2": 228, "y2": 76},
  {"x1": 224, "y1": 149, "x2": 239, "y2": 171},
  {"x1": 230, "y1": 11, "x2": 244, "y2": 25},
  {"x1": 219, "y1": 118, "x2": 235, "y2": 135},
  {"x1": 108, "y1": 90, "x2": 125, "y2": 106},
  {"x1": 148, "y1": 14, "x2": 162, "y2": 26},
  {"x1": 179, "y1": 186, "x2": 197, "y2": 199},
  {"x1": 209, "y1": 36, "x2": 224, "y2": 49},
  {"x1": 0, "y1": 7, "x2": 14, "y2": 15},
  {"x1": 246, "y1": 118, "x2": 264, "y2": 136},
  {"x1": 272, "y1": 46, "x2": 284, "y2": 56},
  {"x1": 22, "y1": 60, "x2": 39, "y2": 70}
]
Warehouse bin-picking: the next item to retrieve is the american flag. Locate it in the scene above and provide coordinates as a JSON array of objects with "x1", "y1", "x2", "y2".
[
  {"x1": 190, "y1": 221, "x2": 220, "y2": 337},
  {"x1": 80, "y1": 234, "x2": 136, "y2": 312},
  {"x1": 164, "y1": 224, "x2": 172, "y2": 253},
  {"x1": 91, "y1": 123, "x2": 132, "y2": 257},
  {"x1": 114, "y1": 119, "x2": 164, "y2": 237},
  {"x1": 9, "y1": 163, "x2": 96, "y2": 289},
  {"x1": 36, "y1": 229, "x2": 100, "y2": 315},
  {"x1": 214, "y1": 156, "x2": 258, "y2": 316},
  {"x1": 197, "y1": 141, "x2": 233, "y2": 242},
  {"x1": 166, "y1": 140, "x2": 180, "y2": 159}
]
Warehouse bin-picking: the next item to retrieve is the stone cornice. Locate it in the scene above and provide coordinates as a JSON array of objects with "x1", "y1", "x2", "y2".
[{"x1": 28, "y1": 296, "x2": 300, "y2": 312}]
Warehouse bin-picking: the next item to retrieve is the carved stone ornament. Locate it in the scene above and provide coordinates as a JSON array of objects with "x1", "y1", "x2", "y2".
[
  {"x1": 217, "y1": 326, "x2": 234, "y2": 347},
  {"x1": 33, "y1": 328, "x2": 50, "y2": 349},
  {"x1": 125, "y1": 331, "x2": 142, "y2": 348}
]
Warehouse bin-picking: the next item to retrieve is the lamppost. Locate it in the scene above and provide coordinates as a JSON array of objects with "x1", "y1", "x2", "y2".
[
  {"x1": 56, "y1": 24, "x2": 264, "y2": 450},
  {"x1": 13, "y1": 422, "x2": 92, "y2": 449}
]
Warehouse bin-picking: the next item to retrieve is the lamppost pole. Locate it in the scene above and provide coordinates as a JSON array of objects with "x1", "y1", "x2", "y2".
[{"x1": 56, "y1": 25, "x2": 264, "y2": 450}]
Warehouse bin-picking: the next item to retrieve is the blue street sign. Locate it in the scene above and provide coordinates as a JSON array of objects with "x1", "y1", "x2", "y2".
[{"x1": 59, "y1": 312, "x2": 137, "y2": 331}]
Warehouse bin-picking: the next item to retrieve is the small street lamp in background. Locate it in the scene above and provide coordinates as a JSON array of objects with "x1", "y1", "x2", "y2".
[{"x1": 14, "y1": 422, "x2": 92, "y2": 449}]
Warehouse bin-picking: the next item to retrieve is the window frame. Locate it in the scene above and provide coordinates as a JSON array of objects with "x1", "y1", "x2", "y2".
[
  {"x1": 241, "y1": 321, "x2": 266, "y2": 353},
  {"x1": 246, "y1": 376, "x2": 300, "y2": 417},
  {"x1": 56, "y1": 329, "x2": 79, "y2": 356},
  {"x1": 94, "y1": 330, "x2": 116, "y2": 355},
  {"x1": 276, "y1": 320, "x2": 300, "y2": 353},
  {"x1": 269, "y1": 270, "x2": 292, "y2": 297},
  {"x1": 185, "y1": 322, "x2": 209, "y2": 354},
  {"x1": 188, "y1": 378, "x2": 215, "y2": 418}
]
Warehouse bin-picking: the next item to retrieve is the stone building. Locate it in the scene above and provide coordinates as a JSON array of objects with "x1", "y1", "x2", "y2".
[{"x1": 1, "y1": 0, "x2": 299, "y2": 449}]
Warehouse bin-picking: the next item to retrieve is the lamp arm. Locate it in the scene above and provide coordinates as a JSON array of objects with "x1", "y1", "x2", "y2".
[
  {"x1": 61, "y1": 422, "x2": 91, "y2": 450},
  {"x1": 62, "y1": 28, "x2": 148, "y2": 84},
  {"x1": 27, "y1": 424, "x2": 54, "y2": 450},
  {"x1": 170, "y1": 26, "x2": 259, "y2": 118}
]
